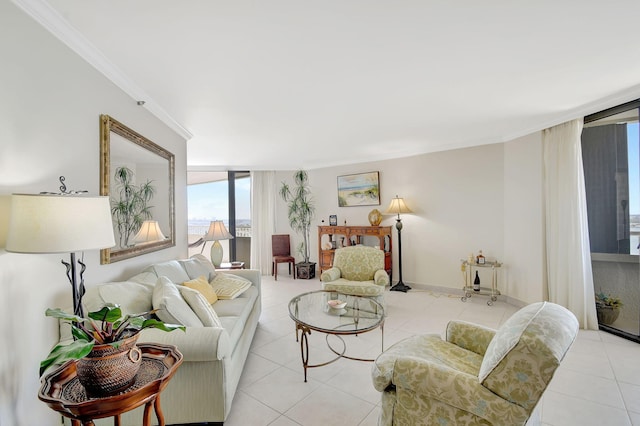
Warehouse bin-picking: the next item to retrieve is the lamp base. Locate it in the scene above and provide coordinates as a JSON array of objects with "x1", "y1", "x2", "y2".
[
  {"x1": 210, "y1": 241, "x2": 223, "y2": 268},
  {"x1": 390, "y1": 282, "x2": 411, "y2": 292}
]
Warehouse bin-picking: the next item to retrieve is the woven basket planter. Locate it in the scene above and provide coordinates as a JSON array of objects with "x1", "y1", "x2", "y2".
[
  {"x1": 596, "y1": 306, "x2": 620, "y2": 325},
  {"x1": 76, "y1": 334, "x2": 142, "y2": 396}
]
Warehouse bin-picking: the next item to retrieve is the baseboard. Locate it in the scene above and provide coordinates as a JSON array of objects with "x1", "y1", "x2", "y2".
[{"x1": 392, "y1": 281, "x2": 528, "y2": 308}]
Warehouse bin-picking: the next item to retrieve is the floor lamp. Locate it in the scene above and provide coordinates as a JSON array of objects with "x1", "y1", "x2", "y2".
[
  {"x1": 385, "y1": 195, "x2": 413, "y2": 292},
  {"x1": 6, "y1": 193, "x2": 115, "y2": 317}
]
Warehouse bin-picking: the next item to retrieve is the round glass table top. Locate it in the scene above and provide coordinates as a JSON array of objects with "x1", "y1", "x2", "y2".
[{"x1": 288, "y1": 290, "x2": 384, "y2": 334}]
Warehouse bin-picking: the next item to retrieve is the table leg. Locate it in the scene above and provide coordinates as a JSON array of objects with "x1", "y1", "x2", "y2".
[
  {"x1": 143, "y1": 400, "x2": 153, "y2": 426},
  {"x1": 154, "y1": 394, "x2": 166, "y2": 426},
  {"x1": 298, "y1": 324, "x2": 311, "y2": 382},
  {"x1": 114, "y1": 414, "x2": 121, "y2": 426}
]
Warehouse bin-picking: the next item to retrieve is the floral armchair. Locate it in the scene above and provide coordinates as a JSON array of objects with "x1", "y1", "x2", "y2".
[
  {"x1": 371, "y1": 301, "x2": 578, "y2": 425},
  {"x1": 321, "y1": 245, "x2": 389, "y2": 303}
]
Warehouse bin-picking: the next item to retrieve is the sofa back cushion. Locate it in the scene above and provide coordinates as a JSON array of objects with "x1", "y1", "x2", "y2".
[
  {"x1": 479, "y1": 302, "x2": 578, "y2": 410},
  {"x1": 333, "y1": 245, "x2": 384, "y2": 281},
  {"x1": 82, "y1": 281, "x2": 154, "y2": 316},
  {"x1": 144, "y1": 260, "x2": 190, "y2": 283},
  {"x1": 179, "y1": 254, "x2": 218, "y2": 281}
]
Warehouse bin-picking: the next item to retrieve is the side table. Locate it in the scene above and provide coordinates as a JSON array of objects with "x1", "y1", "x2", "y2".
[
  {"x1": 39, "y1": 343, "x2": 183, "y2": 426},
  {"x1": 216, "y1": 261, "x2": 245, "y2": 270}
]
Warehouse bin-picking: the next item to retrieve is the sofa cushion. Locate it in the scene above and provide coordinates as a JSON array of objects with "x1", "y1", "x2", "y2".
[
  {"x1": 322, "y1": 279, "x2": 385, "y2": 296},
  {"x1": 183, "y1": 275, "x2": 218, "y2": 304},
  {"x1": 152, "y1": 276, "x2": 203, "y2": 327},
  {"x1": 210, "y1": 273, "x2": 252, "y2": 300},
  {"x1": 180, "y1": 254, "x2": 218, "y2": 281},
  {"x1": 178, "y1": 286, "x2": 223, "y2": 328},
  {"x1": 82, "y1": 281, "x2": 154, "y2": 315},
  {"x1": 213, "y1": 286, "x2": 259, "y2": 352},
  {"x1": 145, "y1": 260, "x2": 191, "y2": 283}
]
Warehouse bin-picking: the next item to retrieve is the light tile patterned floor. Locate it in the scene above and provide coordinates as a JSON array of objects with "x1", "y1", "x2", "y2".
[{"x1": 224, "y1": 274, "x2": 640, "y2": 426}]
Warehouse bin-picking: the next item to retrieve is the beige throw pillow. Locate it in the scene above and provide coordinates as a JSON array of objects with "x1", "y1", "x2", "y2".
[
  {"x1": 210, "y1": 273, "x2": 252, "y2": 300},
  {"x1": 183, "y1": 275, "x2": 218, "y2": 304}
]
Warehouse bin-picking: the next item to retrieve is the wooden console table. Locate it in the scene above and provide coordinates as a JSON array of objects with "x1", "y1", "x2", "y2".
[
  {"x1": 38, "y1": 344, "x2": 183, "y2": 426},
  {"x1": 318, "y1": 225, "x2": 392, "y2": 277}
]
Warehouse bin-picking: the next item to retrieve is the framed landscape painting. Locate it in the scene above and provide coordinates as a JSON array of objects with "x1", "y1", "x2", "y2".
[{"x1": 337, "y1": 171, "x2": 380, "y2": 207}]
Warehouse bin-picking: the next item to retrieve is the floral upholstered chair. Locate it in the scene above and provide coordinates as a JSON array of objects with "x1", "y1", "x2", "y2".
[
  {"x1": 371, "y1": 301, "x2": 578, "y2": 426},
  {"x1": 321, "y1": 245, "x2": 389, "y2": 305}
]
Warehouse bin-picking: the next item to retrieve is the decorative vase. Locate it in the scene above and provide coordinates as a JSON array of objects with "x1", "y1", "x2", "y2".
[
  {"x1": 368, "y1": 209, "x2": 382, "y2": 226},
  {"x1": 76, "y1": 333, "x2": 142, "y2": 396},
  {"x1": 596, "y1": 306, "x2": 620, "y2": 325},
  {"x1": 296, "y1": 262, "x2": 316, "y2": 279}
]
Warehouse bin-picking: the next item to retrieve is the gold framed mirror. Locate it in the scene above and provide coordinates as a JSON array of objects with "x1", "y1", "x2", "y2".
[{"x1": 100, "y1": 114, "x2": 175, "y2": 264}]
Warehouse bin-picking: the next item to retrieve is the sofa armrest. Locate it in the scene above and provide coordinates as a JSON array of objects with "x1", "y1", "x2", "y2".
[
  {"x1": 446, "y1": 320, "x2": 496, "y2": 356},
  {"x1": 320, "y1": 267, "x2": 341, "y2": 282},
  {"x1": 374, "y1": 269, "x2": 389, "y2": 286},
  {"x1": 139, "y1": 326, "x2": 231, "y2": 362}
]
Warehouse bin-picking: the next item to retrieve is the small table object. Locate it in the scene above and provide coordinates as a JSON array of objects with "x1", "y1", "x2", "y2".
[
  {"x1": 288, "y1": 290, "x2": 385, "y2": 382},
  {"x1": 216, "y1": 261, "x2": 245, "y2": 270},
  {"x1": 460, "y1": 260, "x2": 502, "y2": 306},
  {"x1": 39, "y1": 343, "x2": 183, "y2": 426}
]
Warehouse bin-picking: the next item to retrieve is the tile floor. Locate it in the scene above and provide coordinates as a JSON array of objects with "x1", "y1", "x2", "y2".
[{"x1": 224, "y1": 275, "x2": 640, "y2": 426}]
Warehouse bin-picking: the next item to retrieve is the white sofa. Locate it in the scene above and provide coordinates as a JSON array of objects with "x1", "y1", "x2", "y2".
[{"x1": 66, "y1": 254, "x2": 261, "y2": 425}]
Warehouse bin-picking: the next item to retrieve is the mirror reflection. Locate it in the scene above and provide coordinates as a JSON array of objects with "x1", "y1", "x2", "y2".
[{"x1": 100, "y1": 114, "x2": 175, "y2": 264}]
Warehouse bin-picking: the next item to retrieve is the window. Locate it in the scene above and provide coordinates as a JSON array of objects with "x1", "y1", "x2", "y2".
[{"x1": 583, "y1": 101, "x2": 640, "y2": 256}]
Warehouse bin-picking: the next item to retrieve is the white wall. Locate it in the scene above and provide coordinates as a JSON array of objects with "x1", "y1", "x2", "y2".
[
  {"x1": 276, "y1": 141, "x2": 548, "y2": 300},
  {"x1": 0, "y1": 3, "x2": 187, "y2": 425}
]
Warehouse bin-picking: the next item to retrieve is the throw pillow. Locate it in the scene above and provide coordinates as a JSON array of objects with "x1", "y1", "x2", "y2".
[
  {"x1": 183, "y1": 275, "x2": 218, "y2": 304},
  {"x1": 152, "y1": 276, "x2": 203, "y2": 327},
  {"x1": 178, "y1": 286, "x2": 223, "y2": 327},
  {"x1": 210, "y1": 273, "x2": 252, "y2": 300}
]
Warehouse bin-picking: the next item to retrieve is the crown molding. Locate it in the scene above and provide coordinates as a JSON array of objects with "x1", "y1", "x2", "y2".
[{"x1": 12, "y1": 0, "x2": 193, "y2": 141}]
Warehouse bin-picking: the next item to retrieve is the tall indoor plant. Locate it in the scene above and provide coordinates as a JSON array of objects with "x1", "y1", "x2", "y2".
[
  {"x1": 111, "y1": 166, "x2": 155, "y2": 248},
  {"x1": 280, "y1": 170, "x2": 316, "y2": 279}
]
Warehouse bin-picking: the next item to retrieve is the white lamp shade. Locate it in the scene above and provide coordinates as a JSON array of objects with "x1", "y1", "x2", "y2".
[
  {"x1": 385, "y1": 196, "x2": 413, "y2": 215},
  {"x1": 203, "y1": 220, "x2": 234, "y2": 241},
  {"x1": 6, "y1": 194, "x2": 115, "y2": 253},
  {"x1": 133, "y1": 220, "x2": 166, "y2": 244}
]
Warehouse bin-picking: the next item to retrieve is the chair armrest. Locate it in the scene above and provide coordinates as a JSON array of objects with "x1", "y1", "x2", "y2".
[
  {"x1": 320, "y1": 267, "x2": 341, "y2": 282},
  {"x1": 446, "y1": 320, "x2": 496, "y2": 356},
  {"x1": 139, "y1": 326, "x2": 231, "y2": 362},
  {"x1": 374, "y1": 269, "x2": 389, "y2": 286},
  {"x1": 380, "y1": 356, "x2": 528, "y2": 424}
]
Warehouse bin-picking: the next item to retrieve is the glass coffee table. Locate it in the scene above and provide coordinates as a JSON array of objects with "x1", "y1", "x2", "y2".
[{"x1": 288, "y1": 290, "x2": 385, "y2": 382}]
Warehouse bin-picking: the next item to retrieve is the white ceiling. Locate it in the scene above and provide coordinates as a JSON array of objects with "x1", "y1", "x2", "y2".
[{"x1": 21, "y1": 0, "x2": 640, "y2": 170}]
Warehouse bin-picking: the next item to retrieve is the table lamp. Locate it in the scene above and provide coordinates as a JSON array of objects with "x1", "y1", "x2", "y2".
[
  {"x1": 133, "y1": 220, "x2": 166, "y2": 245},
  {"x1": 385, "y1": 195, "x2": 413, "y2": 292},
  {"x1": 5, "y1": 193, "x2": 115, "y2": 317},
  {"x1": 203, "y1": 220, "x2": 234, "y2": 267}
]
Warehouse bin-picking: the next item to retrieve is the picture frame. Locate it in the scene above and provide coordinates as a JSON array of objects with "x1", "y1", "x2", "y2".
[
  {"x1": 329, "y1": 214, "x2": 337, "y2": 226},
  {"x1": 337, "y1": 171, "x2": 380, "y2": 207}
]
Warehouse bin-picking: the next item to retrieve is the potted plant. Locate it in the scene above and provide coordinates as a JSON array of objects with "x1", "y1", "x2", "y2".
[
  {"x1": 595, "y1": 291, "x2": 623, "y2": 325},
  {"x1": 41, "y1": 304, "x2": 185, "y2": 396},
  {"x1": 280, "y1": 170, "x2": 316, "y2": 279}
]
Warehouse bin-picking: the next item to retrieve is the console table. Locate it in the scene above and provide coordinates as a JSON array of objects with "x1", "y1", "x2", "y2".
[
  {"x1": 38, "y1": 344, "x2": 183, "y2": 426},
  {"x1": 318, "y1": 225, "x2": 392, "y2": 277}
]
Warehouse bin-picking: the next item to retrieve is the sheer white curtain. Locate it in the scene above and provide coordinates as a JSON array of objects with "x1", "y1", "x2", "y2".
[
  {"x1": 250, "y1": 171, "x2": 276, "y2": 275},
  {"x1": 543, "y1": 118, "x2": 598, "y2": 329}
]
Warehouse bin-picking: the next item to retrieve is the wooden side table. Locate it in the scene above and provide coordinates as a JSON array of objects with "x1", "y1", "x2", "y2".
[{"x1": 39, "y1": 344, "x2": 183, "y2": 426}]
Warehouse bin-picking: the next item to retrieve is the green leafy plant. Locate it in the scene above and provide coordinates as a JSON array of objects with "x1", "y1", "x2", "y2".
[
  {"x1": 111, "y1": 166, "x2": 155, "y2": 248},
  {"x1": 595, "y1": 291, "x2": 623, "y2": 309},
  {"x1": 279, "y1": 170, "x2": 315, "y2": 264},
  {"x1": 40, "y1": 304, "x2": 184, "y2": 376}
]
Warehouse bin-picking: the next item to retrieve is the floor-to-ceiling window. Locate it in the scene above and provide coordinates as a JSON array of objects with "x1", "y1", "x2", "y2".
[
  {"x1": 187, "y1": 171, "x2": 251, "y2": 266},
  {"x1": 583, "y1": 100, "x2": 640, "y2": 341}
]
